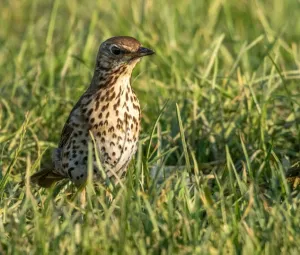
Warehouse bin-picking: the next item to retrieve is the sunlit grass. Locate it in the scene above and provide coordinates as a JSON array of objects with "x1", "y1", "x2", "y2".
[{"x1": 0, "y1": 0, "x2": 300, "y2": 254}]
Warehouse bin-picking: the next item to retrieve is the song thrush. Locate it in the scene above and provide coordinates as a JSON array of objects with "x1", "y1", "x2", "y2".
[{"x1": 30, "y1": 36, "x2": 154, "y2": 187}]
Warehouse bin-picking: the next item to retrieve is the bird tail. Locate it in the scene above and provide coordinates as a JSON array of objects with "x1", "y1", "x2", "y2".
[{"x1": 30, "y1": 168, "x2": 65, "y2": 188}]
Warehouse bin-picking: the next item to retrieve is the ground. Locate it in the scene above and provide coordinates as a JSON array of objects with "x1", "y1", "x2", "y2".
[{"x1": 0, "y1": 0, "x2": 300, "y2": 254}]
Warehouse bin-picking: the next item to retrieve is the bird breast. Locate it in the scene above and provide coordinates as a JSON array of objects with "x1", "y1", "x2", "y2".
[{"x1": 82, "y1": 78, "x2": 141, "y2": 173}]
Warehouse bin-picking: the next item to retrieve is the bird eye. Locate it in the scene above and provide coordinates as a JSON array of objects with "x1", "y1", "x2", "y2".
[{"x1": 110, "y1": 45, "x2": 122, "y2": 55}]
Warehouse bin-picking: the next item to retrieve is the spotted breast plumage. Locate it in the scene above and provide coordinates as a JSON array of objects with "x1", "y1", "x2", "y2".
[{"x1": 30, "y1": 36, "x2": 154, "y2": 187}]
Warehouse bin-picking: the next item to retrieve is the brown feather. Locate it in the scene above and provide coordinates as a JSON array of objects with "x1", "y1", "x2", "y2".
[
  {"x1": 30, "y1": 168, "x2": 65, "y2": 188},
  {"x1": 58, "y1": 94, "x2": 87, "y2": 148}
]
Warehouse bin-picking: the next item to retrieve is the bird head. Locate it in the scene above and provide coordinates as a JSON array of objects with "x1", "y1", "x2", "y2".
[{"x1": 95, "y1": 36, "x2": 155, "y2": 72}]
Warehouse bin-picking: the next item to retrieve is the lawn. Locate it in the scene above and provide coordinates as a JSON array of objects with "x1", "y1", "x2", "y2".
[{"x1": 0, "y1": 0, "x2": 300, "y2": 254}]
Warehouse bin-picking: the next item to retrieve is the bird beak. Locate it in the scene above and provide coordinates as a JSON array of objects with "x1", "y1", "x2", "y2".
[{"x1": 136, "y1": 47, "x2": 155, "y2": 57}]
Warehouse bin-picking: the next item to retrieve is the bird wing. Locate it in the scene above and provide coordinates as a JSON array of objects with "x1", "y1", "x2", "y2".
[
  {"x1": 30, "y1": 92, "x2": 92, "y2": 187},
  {"x1": 59, "y1": 122, "x2": 75, "y2": 148},
  {"x1": 58, "y1": 94, "x2": 87, "y2": 148},
  {"x1": 58, "y1": 88, "x2": 95, "y2": 148}
]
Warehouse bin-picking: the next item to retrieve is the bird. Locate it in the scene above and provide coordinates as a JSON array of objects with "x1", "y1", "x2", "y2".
[{"x1": 30, "y1": 36, "x2": 154, "y2": 188}]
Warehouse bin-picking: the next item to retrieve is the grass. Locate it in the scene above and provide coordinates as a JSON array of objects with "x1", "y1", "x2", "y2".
[{"x1": 0, "y1": 0, "x2": 300, "y2": 254}]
